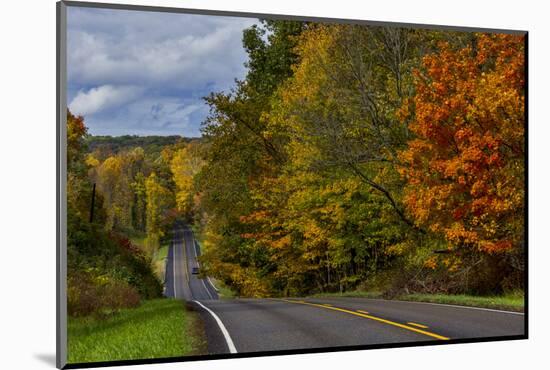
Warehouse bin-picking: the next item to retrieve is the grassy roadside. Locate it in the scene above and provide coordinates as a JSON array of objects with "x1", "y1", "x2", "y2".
[
  {"x1": 309, "y1": 291, "x2": 524, "y2": 312},
  {"x1": 129, "y1": 231, "x2": 168, "y2": 283},
  {"x1": 68, "y1": 299, "x2": 207, "y2": 364},
  {"x1": 128, "y1": 232, "x2": 147, "y2": 252},
  {"x1": 152, "y1": 244, "x2": 169, "y2": 282},
  {"x1": 209, "y1": 278, "x2": 237, "y2": 299},
  {"x1": 309, "y1": 291, "x2": 384, "y2": 299},
  {"x1": 396, "y1": 292, "x2": 524, "y2": 312}
]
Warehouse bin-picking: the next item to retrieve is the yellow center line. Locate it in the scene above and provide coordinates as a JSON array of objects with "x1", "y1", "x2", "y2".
[
  {"x1": 407, "y1": 322, "x2": 429, "y2": 329},
  {"x1": 322, "y1": 304, "x2": 333, "y2": 307},
  {"x1": 280, "y1": 299, "x2": 449, "y2": 341},
  {"x1": 357, "y1": 310, "x2": 370, "y2": 314}
]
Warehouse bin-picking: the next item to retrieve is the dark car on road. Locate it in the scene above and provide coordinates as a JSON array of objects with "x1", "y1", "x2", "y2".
[{"x1": 191, "y1": 267, "x2": 200, "y2": 275}]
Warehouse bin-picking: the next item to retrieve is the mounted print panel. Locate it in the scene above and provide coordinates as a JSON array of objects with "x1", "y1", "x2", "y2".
[{"x1": 57, "y1": 1, "x2": 527, "y2": 368}]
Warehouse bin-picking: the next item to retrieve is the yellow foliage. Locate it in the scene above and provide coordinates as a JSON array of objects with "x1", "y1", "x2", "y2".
[{"x1": 170, "y1": 142, "x2": 204, "y2": 214}]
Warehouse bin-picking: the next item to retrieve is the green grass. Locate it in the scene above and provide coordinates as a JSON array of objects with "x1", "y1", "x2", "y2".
[
  {"x1": 210, "y1": 278, "x2": 237, "y2": 299},
  {"x1": 308, "y1": 291, "x2": 384, "y2": 299},
  {"x1": 128, "y1": 231, "x2": 167, "y2": 282},
  {"x1": 152, "y1": 244, "x2": 169, "y2": 282},
  {"x1": 129, "y1": 235, "x2": 147, "y2": 250},
  {"x1": 396, "y1": 292, "x2": 524, "y2": 312},
  {"x1": 310, "y1": 290, "x2": 524, "y2": 312},
  {"x1": 68, "y1": 299, "x2": 206, "y2": 364}
]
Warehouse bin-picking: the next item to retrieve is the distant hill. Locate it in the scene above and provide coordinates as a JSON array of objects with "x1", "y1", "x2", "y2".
[{"x1": 85, "y1": 135, "x2": 194, "y2": 154}]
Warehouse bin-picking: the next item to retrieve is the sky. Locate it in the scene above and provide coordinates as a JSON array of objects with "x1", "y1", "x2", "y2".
[{"x1": 67, "y1": 7, "x2": 258, "y2": 137}]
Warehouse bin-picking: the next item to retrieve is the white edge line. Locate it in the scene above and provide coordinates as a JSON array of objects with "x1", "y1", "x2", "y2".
[
  {"x1": 194, "y1": 237, "x2": 220, "y2": 294},
  {"x1": 173, "y1": 243, "x2": 177, "y2": 299},
  {"x1": 207, "y1": 276, "x2": 220, "y2": 292},
  {"x1": 394, "y1": 299, "x2": 525, "y2": 315},
  {"x1": 193, "y1": 300, "x2": 238, "y2": 353},
  {"x1": 202, "y1": 279, "x2": 214, "y2": 300},
  {"x1": 330, "y1": 297, "x2": 524, "y2": 315},
  {"x1": 191, "y1": 236, "x2": 213, "y2": 299},
  {"x1": 193, "y1": 239, "x2": 199, "y2": 259}
]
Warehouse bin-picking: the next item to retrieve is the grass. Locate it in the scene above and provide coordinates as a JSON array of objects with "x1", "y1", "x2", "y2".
[
  {"x1": 210, "y1": 278, "x2": 237, "y2": 299},
  {"x1": 396, "y1": 292, "x2": 524, "y2": 312},
  {"x1": 128, "y1": 231, "x2": 147, "y2": 250},
  {"x1": 152, "y1": 244, "x2": 169, "y2": 282},
  {"x1": 309, "y1": 291, "x2": 524, "y2": 312},
  {"x1": 309, "y1": 291, "x2": 384, "y2": 299},
  {"x1": 128, "y1": 231, "x2": 168, "y2": 282},
  {"x1": 67, "y1": 299, "x2": 207, "y2": 364}
]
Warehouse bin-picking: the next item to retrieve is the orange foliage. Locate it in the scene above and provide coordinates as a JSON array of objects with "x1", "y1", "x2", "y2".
[{"x1": 399, "y1": 34, "x2": 525, "y2": 254}]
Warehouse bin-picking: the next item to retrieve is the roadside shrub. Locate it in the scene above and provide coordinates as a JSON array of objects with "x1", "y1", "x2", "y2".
[
  {"x1": 68, "y1": 217, "x2": 163, "y2": 317},
  {"x1": 371, "y1": 239, "x2": 525, "y2": 297},
  {"x1": 68, "y1": 270, "x2": 140, "y2": 317},
  {"x1": 108, "y1": 233, "x2": 163, "y2": 299}
]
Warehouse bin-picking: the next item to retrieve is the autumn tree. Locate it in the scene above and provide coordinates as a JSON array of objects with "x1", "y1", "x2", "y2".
[
  {"x1": 145, "y1": 172, "x2": 172, "y2": 254},
  {"x1": 94, "y1": 156, "x2": 130, "y2": 230},
  {"x1": 398, "y1": 34, "x2": 525, "y2": 286},
  {"x1": 268, "y1": 24, "x2": 431, "y2": 229},
  {"x1": 170, "y1": 141, "x2": 205, "y2": 215},
  {"x1": 66, "y1": 110, "x2": 93, "y2": 222},
  {"x1": 197, "y1": 20, "x2": 306, "y2": 296},
  {"x1": 67, "y1": 111, "x2": 88, "y2": 174}
]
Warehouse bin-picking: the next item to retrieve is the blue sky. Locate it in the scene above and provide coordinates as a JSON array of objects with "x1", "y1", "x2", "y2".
[{"x1": 67, "y1": 7, "x2": 257, "y2": 137}]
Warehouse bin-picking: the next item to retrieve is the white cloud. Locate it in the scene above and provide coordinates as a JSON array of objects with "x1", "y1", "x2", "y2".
[
  {"x1": 66, "y1": 7, "x2": 258, "y2": 136},
  {"x1": 67, "y1": 8, "x2": 256, "y2": 91},
  {"x1": 69, "y1": 85, "x2": 143, "y2": 116},
  {"x1": 80, "y1": 96, "x2": 209, "y2": 137}
]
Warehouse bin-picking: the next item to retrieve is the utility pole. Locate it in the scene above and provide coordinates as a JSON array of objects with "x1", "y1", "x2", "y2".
[{"x1": 89, "y1": 183, "x2": 96, "y2": 223}]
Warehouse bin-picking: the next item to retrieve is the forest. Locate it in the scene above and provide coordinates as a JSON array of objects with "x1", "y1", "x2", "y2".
[
  {"x1": 195, "y1": 21, "x2": 525, "y2": 298},
  {"x1": 67, "y1": 20, "x2": 525, "y2": 317}
]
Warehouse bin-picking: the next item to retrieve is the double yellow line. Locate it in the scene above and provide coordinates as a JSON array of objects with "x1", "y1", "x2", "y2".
[{"x1": 279, "y1": 299, "x2": 449, "y2": 341}]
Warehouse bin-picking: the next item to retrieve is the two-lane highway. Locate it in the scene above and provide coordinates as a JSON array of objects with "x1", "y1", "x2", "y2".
[
  {"x1": 190, "y1": 297, "x2": 523, "y2": 354},
  {"x1": 164, "y1": 223, "x2": 525, "y2": 355},
  {"x1": 165, "y1": 223, "x2": 218, "y2": 301}
]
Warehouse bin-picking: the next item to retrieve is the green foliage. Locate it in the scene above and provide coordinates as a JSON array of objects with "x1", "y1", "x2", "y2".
[
  {"x1": 67, "y1": 110, "x2": 167, "y2": 318},
  {"x1": 86, "y1": 135, "x2": 189, "y2": 158},
  {"x1": 67, "y1": 270, "x2": 140, "y2": 317},
  {"x1": 67, "y1": 214, "x2": 163, "y2": 302},
  {"x1": 243, "y1": 20, "x2": 306, "y2": 96}
]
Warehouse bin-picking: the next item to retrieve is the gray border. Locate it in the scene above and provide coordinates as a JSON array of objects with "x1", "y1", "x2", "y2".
[
  {"x1": 57, "y1": 1, "x2": 68, "y2": 368},
  {"x1": 62, "y1": 0, "x2": 526, "y2": 35}
]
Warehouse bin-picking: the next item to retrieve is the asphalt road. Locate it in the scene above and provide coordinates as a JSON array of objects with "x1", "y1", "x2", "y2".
[{"x1": 164, "y1": 224, "x2": 525, "y2": 355}]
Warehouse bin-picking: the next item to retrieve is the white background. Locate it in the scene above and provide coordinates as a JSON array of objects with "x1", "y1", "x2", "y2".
[{"x1": 0, "y1": 0, "x2": 547, "y2": 369}]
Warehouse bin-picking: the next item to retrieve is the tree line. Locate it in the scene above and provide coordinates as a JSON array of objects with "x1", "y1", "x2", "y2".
[
  {"x1": 66, "y1": 115, "x2": 201, "y2": 315},
  {"x1": 190, "y1": 21, "x2": 525, "y2": 297}
]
